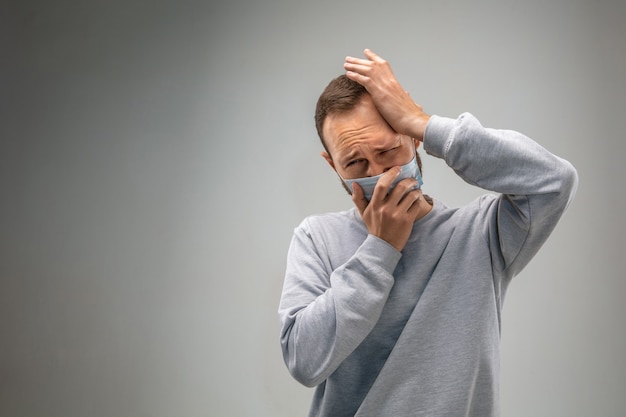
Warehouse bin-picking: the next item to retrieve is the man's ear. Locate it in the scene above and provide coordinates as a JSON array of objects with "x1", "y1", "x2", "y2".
[
  {"x1": 321, "y1": 151, "x2": 336, "y2": 171},
  {"x1": 322, "y1": 151, "x2": 352, "y2": 196}
]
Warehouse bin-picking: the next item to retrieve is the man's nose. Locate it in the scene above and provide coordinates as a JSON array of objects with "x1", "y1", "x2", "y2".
[{"x1": 366, "y1": 161, "x2": 393, "y2": 177}]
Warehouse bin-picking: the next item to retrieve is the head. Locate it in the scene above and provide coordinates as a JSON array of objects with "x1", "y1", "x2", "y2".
[{"x1": 314, "y1": 75, "x2": 422, "y2": 193}]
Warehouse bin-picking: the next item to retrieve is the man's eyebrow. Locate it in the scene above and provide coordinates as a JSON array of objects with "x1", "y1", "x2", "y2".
[
  {"x1": 339, "y1": 149, "x2": 360, "y2": 164},
  {"x1": 372, "y1": 135, "x2": 402, "y2": 151}
]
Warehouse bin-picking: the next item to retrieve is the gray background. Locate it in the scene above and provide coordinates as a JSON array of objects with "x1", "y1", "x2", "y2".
[{"x1": 1, "y1": 0, "x2": 625, "y2": 416}]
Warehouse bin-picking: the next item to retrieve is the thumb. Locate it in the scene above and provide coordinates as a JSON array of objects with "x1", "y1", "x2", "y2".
[{"x1": 351, "y1": 182, "x2": 368, "y2": 215}]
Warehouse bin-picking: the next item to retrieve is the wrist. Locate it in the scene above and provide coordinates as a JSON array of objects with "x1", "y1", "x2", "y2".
[{"x1": 409, "y1": 113, "x2": 431, "y2": 142}]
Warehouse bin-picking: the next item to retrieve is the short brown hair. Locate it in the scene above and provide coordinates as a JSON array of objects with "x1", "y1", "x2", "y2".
[{"x1": 314, "y1": 75, "x2": 367, "y2": 154}]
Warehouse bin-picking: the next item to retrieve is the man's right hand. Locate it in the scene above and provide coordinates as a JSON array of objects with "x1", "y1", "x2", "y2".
[{"x1": 352, "y1": 167, "x2": 423, "y2": 252}]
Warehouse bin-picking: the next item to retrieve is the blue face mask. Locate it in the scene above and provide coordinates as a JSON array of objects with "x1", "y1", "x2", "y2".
[{"x1": 343, "y1": 155, "x2": 423, "y2": 201}]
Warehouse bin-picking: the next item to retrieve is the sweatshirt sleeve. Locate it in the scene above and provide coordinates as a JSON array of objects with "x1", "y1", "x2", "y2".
[
  {"x1": 423, "y1": 113, "x2": 578, "y2": 278},
  {"x1": 278, "y1": 224, "x2": 401, "y2": 387}
]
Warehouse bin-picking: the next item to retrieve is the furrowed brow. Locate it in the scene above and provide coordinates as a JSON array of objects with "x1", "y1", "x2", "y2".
[
  {"x1": 372, "y1": 135, "x2": 402, "y2": 151},
  {"x1": 339, "y1": 149, "x2": 360, "y2": 165}
]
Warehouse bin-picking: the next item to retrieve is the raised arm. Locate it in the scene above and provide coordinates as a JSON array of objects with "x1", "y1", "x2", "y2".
[
  {"x1": 425, "y1": 112, "x2": 578, "y2": 276},
  {"x1": 346, "y1": 48, "x2": 578, "y2": 276}
]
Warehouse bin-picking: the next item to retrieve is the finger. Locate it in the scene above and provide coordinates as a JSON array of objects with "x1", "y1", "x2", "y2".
[
  {"x1": 363, "y1": 48, "x2": 384, "y2": 63},
  {"x1": 370, "y1": 166, "x2": 402, "y2": 202},
  {"x1": 351, "y1": 182, "x2": 368, "y2": 215},
  {"x1": 345, "y1": 55, "x2": 373, "y2": 66},
  {"x1": 391, "y1": 180, "x2": 422, "y2": 212},
  {"x1": 344, "y1": 61, "x2": 372, "y2": 77},
  {"x1": 344, "y1": 61, "x2": 371, "y2": 72},
  {"x1": 403, "y1": 189, "x2": 423, "y2": 212},
  {"x1": 388, "y1": 177, "x2": 420, "y2": 206},
  {"x1": 345, "y1": 70, "x2": 370, "y2": 86},
  {"x1": 363, "y1": 49, "x2": 394, "y2": 75}
]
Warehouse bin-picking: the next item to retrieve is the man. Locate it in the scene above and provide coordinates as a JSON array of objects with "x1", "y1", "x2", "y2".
[{"x1": 278, "y1": 49, "x2": 577, "y2": 417}]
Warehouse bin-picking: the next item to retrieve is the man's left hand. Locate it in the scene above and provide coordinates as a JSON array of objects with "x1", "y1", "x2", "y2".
[{"x1": 344, "y1": 49, "x2": 430, "y2": 142}]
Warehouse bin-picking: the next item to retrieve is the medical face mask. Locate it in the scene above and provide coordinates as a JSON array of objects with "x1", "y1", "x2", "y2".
[{"x1": 343, "y1": 155, "x2": 424, "y2": 201}]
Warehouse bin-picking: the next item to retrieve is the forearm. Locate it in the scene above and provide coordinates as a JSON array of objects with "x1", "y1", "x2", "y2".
[
  {"x1": 424, "y1": 113, "x2": 577, "y2": 199},
  {"x1": 279, "y1": 232, "x2": 399, "y2": 387}
]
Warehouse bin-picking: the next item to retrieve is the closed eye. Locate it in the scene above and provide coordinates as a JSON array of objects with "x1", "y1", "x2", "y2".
[
  {"x1": 381, "y1": 146, "x2": 400, "y2": 155},
  {"x1": 346, "y1": 159, "x2": 365, "y2": 167}
]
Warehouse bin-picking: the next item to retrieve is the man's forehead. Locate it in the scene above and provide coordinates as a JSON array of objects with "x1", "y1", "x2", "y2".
[
  {"x1": 323, "y1": 99, "x2": 393, "y2": 154},
  {"x1": 325, "y1": 124, "x2": 391, "y2": 158},
  {"x1": 337, "y1": 133, "x2": 400, "y2": 154}
]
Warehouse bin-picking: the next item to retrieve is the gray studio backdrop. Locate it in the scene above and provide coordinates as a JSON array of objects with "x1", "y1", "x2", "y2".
[{"x1": 1, "y1": 0, "x2": 625, "y2": 416}]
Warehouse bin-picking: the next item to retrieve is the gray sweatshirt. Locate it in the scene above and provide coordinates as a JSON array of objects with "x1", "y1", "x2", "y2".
[{"x1": 278, "y1": 113, "x2": 578, "y2": 417}]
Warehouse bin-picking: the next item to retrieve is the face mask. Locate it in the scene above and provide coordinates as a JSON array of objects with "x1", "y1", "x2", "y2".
[{"x1": 343, "y1": 155, "x2": 424, "y2": 201}]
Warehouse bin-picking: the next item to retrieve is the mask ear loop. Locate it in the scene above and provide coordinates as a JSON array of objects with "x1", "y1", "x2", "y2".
[{"x1": 409, "y1": 137, "x2": 432, "y2": 205}]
